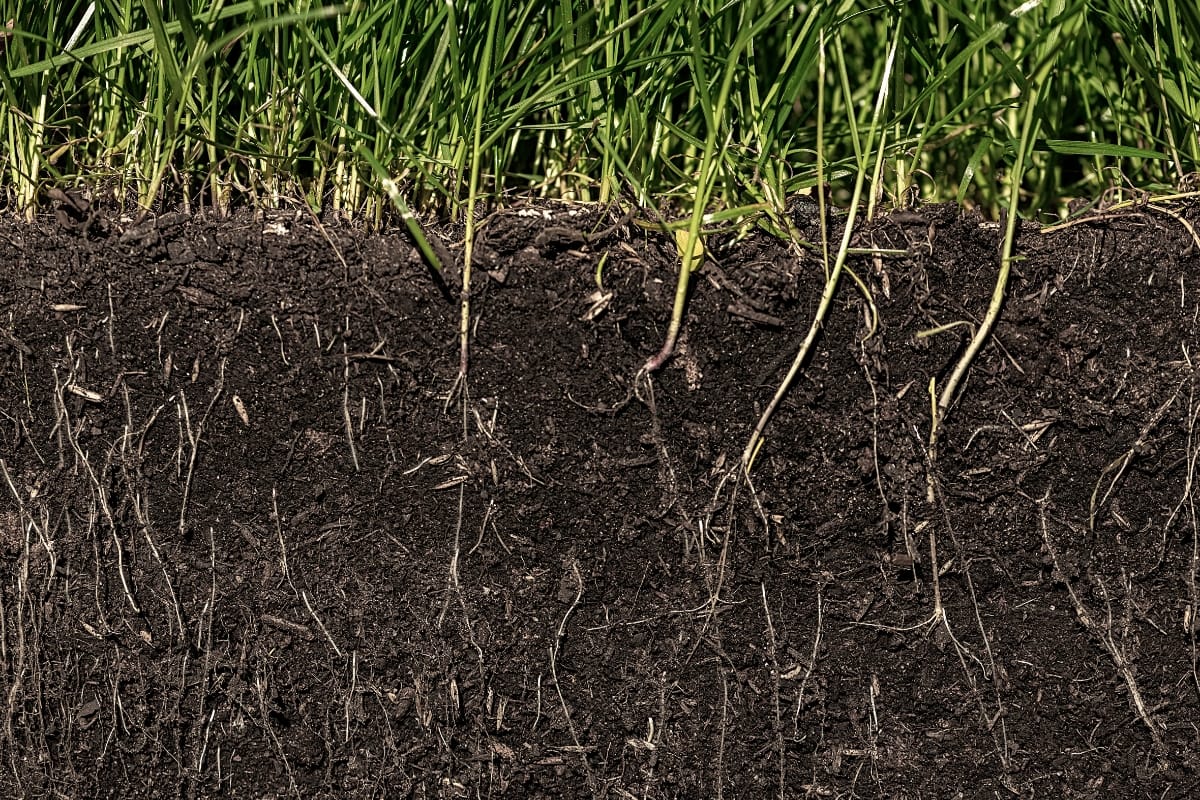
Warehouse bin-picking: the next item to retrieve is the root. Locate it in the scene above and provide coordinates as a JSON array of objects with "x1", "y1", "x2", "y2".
[
  {"x1": 933, "y1": 488, "x2": 1012, "y2": 771},
  {"x1": 760, "y1": 584, "x2": 786, "y2": 800},
  {"x1": 548, "y1": 559, "x2": 595, "y2": 789},
  {"x1": 1037, "y1": 494, "x2": 1168, "y2": 757},
  {"x1": 1089, "y1": 378, "x2": 1185, "y2": 530},
  {"x1": 788, "y1": 582, "x2": 825, "y2": 733},
  {"x1": 1183, "y1": 387, "x2": 1200, "y2": 703},
  {"x1": 178, "y1": 357, "x2": 227, "y2": 540},
  {"x1": 340, "y1": 335, "x2": 360, "y2": 472}
]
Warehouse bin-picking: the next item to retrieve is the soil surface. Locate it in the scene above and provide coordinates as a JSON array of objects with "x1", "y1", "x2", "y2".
[{"x1": 3, "y1": 198, "x2": 1200, "y2": 798}]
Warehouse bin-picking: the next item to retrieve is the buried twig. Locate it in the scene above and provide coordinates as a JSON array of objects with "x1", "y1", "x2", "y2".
[{"x1": 1036, "y1": 493, "x2": 1167, "y2": 755}]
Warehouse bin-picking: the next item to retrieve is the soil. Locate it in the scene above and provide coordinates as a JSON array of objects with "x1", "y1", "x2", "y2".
[{"x1": 2, "y1": 197, "x2": 1200, "y2": 799}]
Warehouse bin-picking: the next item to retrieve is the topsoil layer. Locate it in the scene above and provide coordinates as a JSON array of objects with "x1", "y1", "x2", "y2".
[{"x1": 2, "y1": 199, "x2": 1200, "y2": 798}]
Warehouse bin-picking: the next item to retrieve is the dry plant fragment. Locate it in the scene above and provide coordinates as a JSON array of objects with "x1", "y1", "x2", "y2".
[
  {"x1": 65, "y1": 384, "x2": 103, "y2": 403},
  {"x1": 231, "y1": 394, "x2": 249, "y2": 426}
]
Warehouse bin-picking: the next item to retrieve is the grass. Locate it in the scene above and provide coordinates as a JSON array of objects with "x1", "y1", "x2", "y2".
[
  {"x1": 1, "y1": 0, "x2": 1195, "y2": 221},
  {"x1": 741, "y1": 20, "x2": 899, "y2": 472}
]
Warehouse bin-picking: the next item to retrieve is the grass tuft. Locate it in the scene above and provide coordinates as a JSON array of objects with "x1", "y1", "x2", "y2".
[{"x1": 0, "y1": 1, "x2": 1194, "y2": 219}]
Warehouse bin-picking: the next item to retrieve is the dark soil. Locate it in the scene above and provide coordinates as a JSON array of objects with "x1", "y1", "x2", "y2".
[{"x1": 2, "y1": 198, "x2": 1200, "y2": 798}]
